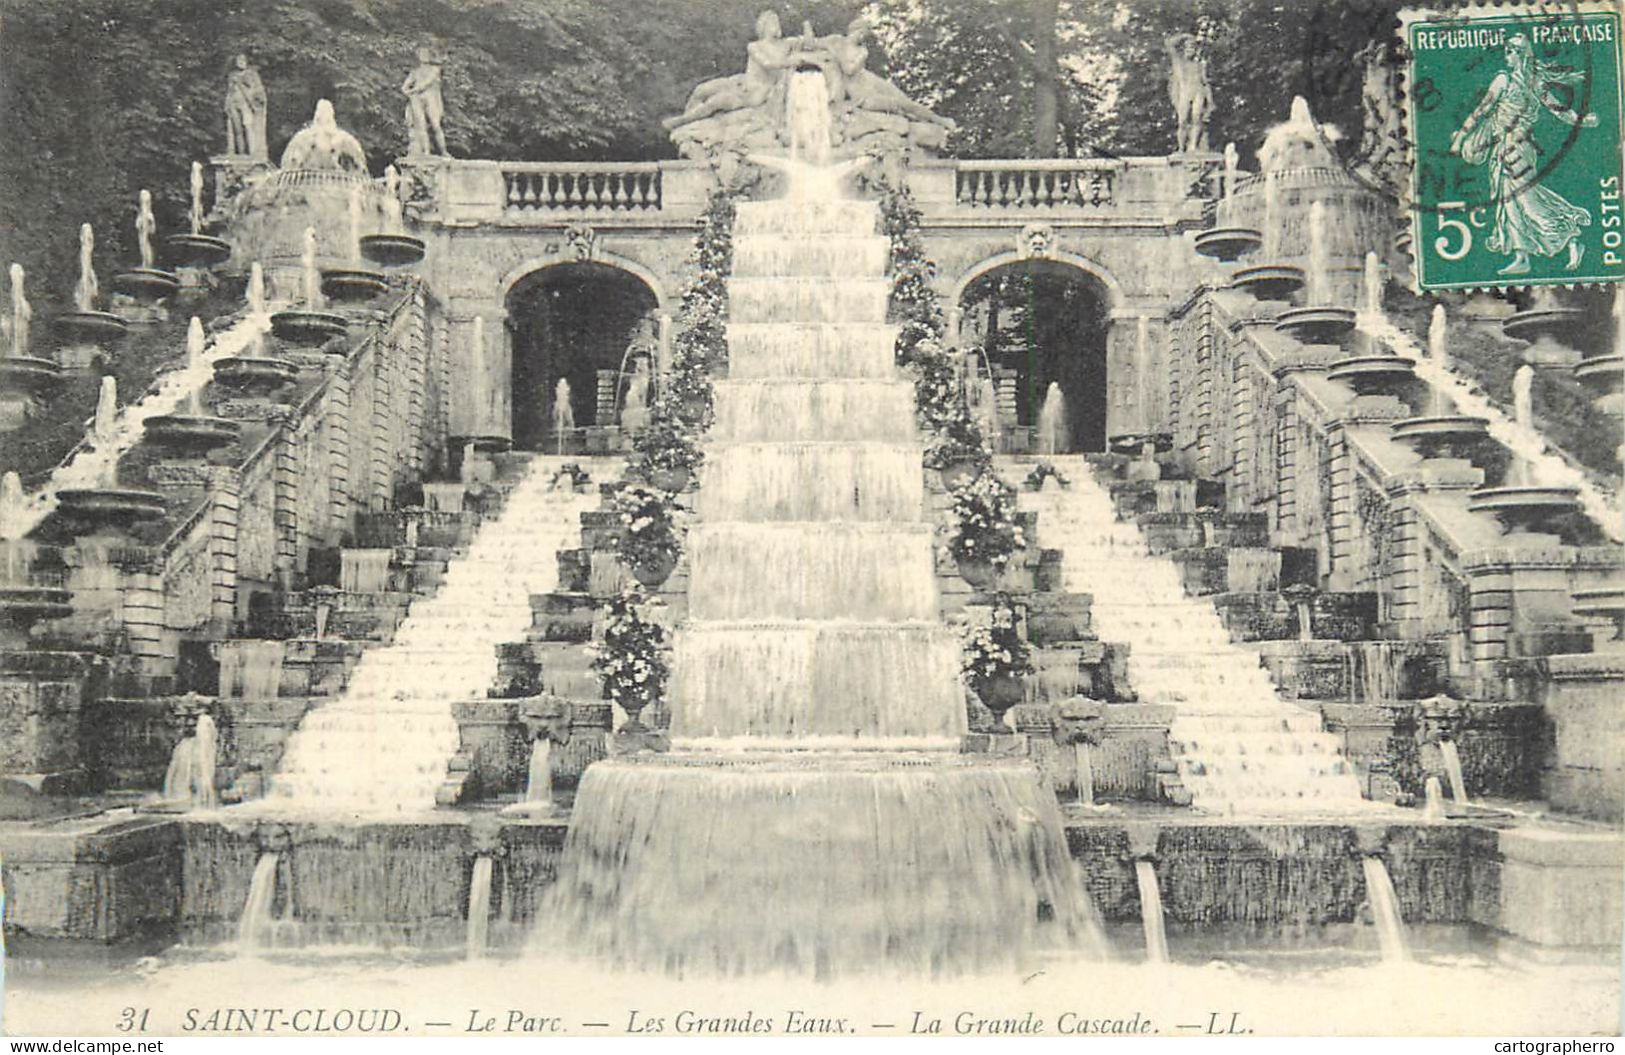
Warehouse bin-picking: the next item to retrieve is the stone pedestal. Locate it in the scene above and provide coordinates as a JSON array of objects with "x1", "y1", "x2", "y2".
[
  {"x1": 1539, "y1": 653, "x2": 1625, "y2": 821},
  {"x1": 1490, "y1": 827, "x2": 1624, "y2": 952},
  {"x1": 0, "y1": 650, "x2": 99, "y2": 794}
]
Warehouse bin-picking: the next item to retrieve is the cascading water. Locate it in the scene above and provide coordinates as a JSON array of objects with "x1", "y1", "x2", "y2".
[
  {"x1": 257, "y1": 456, "x2": 611, "y2": 815},
  {"x1": 540, "y1": 82, "x2": 1104, "y2": 975},
  {"x1": 1134, "y1": 859, "x2": 1169, "y2": 964},
  {"x1": 1438, "y1": 740, "x2": 1470, "y2": 806},
  {"x1": 339, "y1": 550, "x2": 392, "y2": 594},
  {"x1": 1016, "y1": 456, "x2": 1364, "y2": 815},
  {"x1": 1360, "y1": 856, "x2": 1410, "y2": 962},
  {"x1": 238, "y1": 853, "x2": 280, "y2": 952},
  {"x1": 1037, "y1": 383, "x2": 1067, "y2": 455},
  {"x1": 554, "y1": 379, "x2": 574, "y2": 456},
  {"x1": 467, "y1": 856, "x2": 494, "y2": 958},
  {"x1": 525, "y1": 740, "x2": 553, "y2": 805},
  {"x1": 162, "y1": 713, "x2": 218, "y2": 809}
]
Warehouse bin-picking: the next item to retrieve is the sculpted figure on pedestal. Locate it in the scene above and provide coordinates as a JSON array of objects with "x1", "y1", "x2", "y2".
[
  {"x1": 665, "y1": 11, "x2": 956, "y2": 168},
  {"x1": 1164, "y1": 33, "x2": 1212, "y2": 153},
  {"x1": 225, "y1": 54, "x2": 269, "y2": 160},
  {"x1": 403, "y1": 46, "x2": 450, "y2": 157}
]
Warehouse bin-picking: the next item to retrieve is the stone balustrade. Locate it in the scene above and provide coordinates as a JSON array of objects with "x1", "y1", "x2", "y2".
[
  {"x1": 502, "y1": 162, "x2": 664, "y2": 213},
  {"x1": 951, "y1": 159, "x2": 1121, "y2": 210},
  {"x1": 412, "y1": 155, "x2": 1216, "y2": 227}
]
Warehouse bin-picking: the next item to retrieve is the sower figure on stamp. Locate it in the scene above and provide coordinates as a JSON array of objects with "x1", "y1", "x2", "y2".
[
  {"x1": 403, "y1": 46, "x2": 449, "y2": 157},
  {"x1": 1450, "y1": 33, "x2": 1597, "y2": 276},
  {"x1": 1165, "y1": 33, "x2": 1212, "y2": 153}
]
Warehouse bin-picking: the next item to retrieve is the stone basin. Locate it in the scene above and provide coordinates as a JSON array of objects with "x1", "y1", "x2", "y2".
[
  {"x1": 1466, "y1": 485, "x2": 1582, "y2": 533},
  {"x1": 52, "y1": 310, "x2": 129, "y2": 344},
  {"x1": 1107, "y1": 431, "x2": 1173, "y2": 457},
  {"x1": 55, "y1": 487, "x2": 166, "y2": 533},
  {"x1": 0, "y1": 585, "x2": 73, "y2": 643},
  {"x1": 111, "y1": 267, "x2": 180, "y2": 302},
  {"x1": 1275, "y1": 305, "x2": 1357, "y2": 344},
  {"x1": 359, "y1": 233, "x2": 426, "y2": 267},
  {"x1": 270, "y1": 308, "x2": 348, "y2": 349},
  {"x1": 1502, "y1": 307, "x2": 1596, "y2": 353},
  {"x1": 163, "y1": 233, "x2": 233, "y2": 269},
  {"x1": 1570, "y1": 586, "x2": 1625, "y2": 648},
  {"x1": 0, "y1": 355, "x2": 64, "y2": 397},
  {"x1": 212, "y1": 355, "x2": 300, "y2": 395},
  {"x1": 1326, "y1": 355, "x2": 1417, "y2": 396},
  {"x1": 1192, "y1": 226, "x2": 1262, "y2": 262},
  {"x1": 452, "y1": 434, "x2": 513, "y2": 454},
  {"x1": 1574, "y1": 354, "x2": 1623, "y2": 394},
  {"x1": 142, "y1": 414, "x2": 241, "y2": 456},
  {"x1": 320, "y1": 266, "x2": 389, "y2": 304},
  {"x1": 1229, "y1": 263, "x2": 1305, "y2": 302},
  {"x1": 1389, "y1": 415, "x2": 1490, "y2": 459}
]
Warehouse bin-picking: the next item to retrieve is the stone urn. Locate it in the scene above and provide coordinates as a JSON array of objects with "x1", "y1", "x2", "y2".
[
  {"x1": 940, "y1": 459, "x2": 981, "y2": 491},
  {"x1": 648, "y1": 465, "x2": 691, "y2": 494},
  {"x1": 956, "y1": 555, "x2": 1002, "y2": 590},
  {"x1": 976, "y1": 675, "x2": 1025, "y2": 731},
  {"x1": 628, "y1": 550, "x2": 678, "y2": 588}
]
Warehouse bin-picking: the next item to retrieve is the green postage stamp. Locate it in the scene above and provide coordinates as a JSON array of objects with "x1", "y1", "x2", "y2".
[{"x1": 1402, "y1": 3, "x2": 1625, "y2": 289}]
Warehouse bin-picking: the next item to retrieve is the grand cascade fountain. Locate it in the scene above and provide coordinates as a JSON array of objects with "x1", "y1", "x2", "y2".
[{"x1": 2, "y1": 19, "x2": 1623, "y2": 1035}]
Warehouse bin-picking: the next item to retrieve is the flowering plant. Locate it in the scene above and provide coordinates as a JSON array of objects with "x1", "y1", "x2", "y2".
[
  {"x1": 961, "y1": 597, "x2": 1034, "y2": 688},
  {"x1": 632, "y1": 400, "x2": 703, "y2": 477},
  {"x1": 946, "y1": 469, "x2": 1025, "y2": 569},
  {"x1": 662, "y1": 191, "x2": 734, "y2": 433},
  {"x1": 613, "y1": 484, "x2": 681, "y2": 572},
  {"x1": 589, "y1": 589, "x2": 669, "y2": 718},
  {"x1": 1025, "y1": 462, "x2": 1070, "y2": 490}
]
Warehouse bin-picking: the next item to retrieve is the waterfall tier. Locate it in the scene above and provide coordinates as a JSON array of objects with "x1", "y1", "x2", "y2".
[
  {"x1": 545, "y1": 754, "x2": 1104, "y2": 977},
  {"x1": 727, "y1": 323, "x2": 899, "y2": 380},
  {"x1": 733, "y1": 199, "x2": 881, "y2": 237},
  {"x1": 266, "y1": 456, "x2": 612, "y2": 815},
  {"x1": 687, "y1": 523, "x2": 938, "y2": 622},
  {"x1": 1014, "y1": 456, "x2": 1365, "y2": 815},
  {"x1": 711, "y1": 379, "x2": 917, "y2": 443},
  {"x1": 697, "y1": 442, "x2": 924, "y2": 523},
  {"x1": 728, "y1": 277, "x2": 890, "y2": 324},
  {"x1": 670, "y1": 622, "x2": 966, "y2": 742},
  {"x1": 732, "y1": 234, "x2": 890, "y2": 278}
]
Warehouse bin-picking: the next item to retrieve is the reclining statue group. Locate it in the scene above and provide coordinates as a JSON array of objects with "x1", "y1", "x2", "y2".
[{"x1": 663, "y1": 11, "x2": 956, "y2": 164}]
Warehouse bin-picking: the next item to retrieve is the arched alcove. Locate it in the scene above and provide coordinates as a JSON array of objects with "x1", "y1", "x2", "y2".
[
  {"x1": 505, "y1": 262, "x2": 659, "y2": 452},
  {"x1": 958, "y1": 258, "x2": 1113, "y2": 453}
]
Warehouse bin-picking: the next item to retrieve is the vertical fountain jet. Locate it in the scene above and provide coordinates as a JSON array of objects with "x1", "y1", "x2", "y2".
[{"x1": 540, "y1": 72, "x2": 1104, "y2": 976}]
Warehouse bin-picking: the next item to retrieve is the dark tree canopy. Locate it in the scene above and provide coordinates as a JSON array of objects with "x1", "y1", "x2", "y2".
[{"x1": 0, "y1": 0, "x2": 1401, "y2": 310}]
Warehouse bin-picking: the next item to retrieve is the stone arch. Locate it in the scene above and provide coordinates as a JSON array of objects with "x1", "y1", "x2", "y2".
[
  {"x1": 954, "y1": 252, "x2": 1120, "y2": 454},
  {"x1": 500, "y1": 251, "x2": 670, "y2": 311},
  {"x1": 504, "y1": 258, "x2": 663, "y2": 452},
  {"x1": 949, "y1": 248, "x2": 1125, "y2": 309}
]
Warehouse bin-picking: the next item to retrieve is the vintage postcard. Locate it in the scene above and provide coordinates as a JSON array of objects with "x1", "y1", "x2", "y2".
[{"x1": 0, "y1": 0, "x2": 1621, "y2": 1042}]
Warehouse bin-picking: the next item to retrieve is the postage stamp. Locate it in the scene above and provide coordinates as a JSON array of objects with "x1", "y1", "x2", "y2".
[{"x1": 1401, "y1": 3, "x2": 1625, "y2": 289}]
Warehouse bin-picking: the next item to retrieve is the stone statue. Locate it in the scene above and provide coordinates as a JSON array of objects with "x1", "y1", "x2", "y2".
[
  {"x1": 665, "y1": 11, "x2": 795, "y2": 134},
  {"x1": 136, "y1": 189, "x2": 158, "y2": 269},
  {"x1": 9, "y1": 264, "x2": 31, "y2": 358},
  {"x1": 666, "y1": 12, "x2": 955, "y2": 167},
  {"x1": 279, "y1": 99, "x2": 369, "y2": 173},
  {"x1": 402, "y1": 46, "x2": 449, "y2": 157},
  {"x1": 224, "y1": 54, "x2": 269, "y2": 160},
  {"x1": 622, "y1": 355, "x2": 651, "y2": 428},
  {"x1": 825, "y1": 19, "x2": 955, "y2": 136},
  {"x1": 1164, "y1": 34, "x2": 1212, "y2": 153}
]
